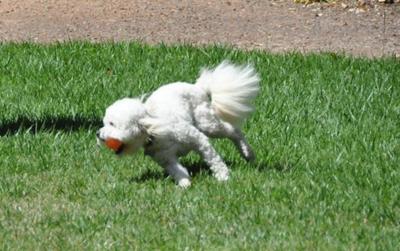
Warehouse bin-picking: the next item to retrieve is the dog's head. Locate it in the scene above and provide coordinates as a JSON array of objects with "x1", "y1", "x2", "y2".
[{"x1": 97, "y1": 98, "x2": 148, "y2": 155}]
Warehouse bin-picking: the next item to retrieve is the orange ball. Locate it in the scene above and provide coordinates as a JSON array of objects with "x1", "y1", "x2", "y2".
[{"x1": 105, "y1": 138, "x2": 123, "y2": 152}]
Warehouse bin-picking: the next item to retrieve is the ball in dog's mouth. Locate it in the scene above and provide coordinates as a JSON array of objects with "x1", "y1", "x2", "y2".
[{"x1": 105, "y1": 138, "x2": 124, "y2": 154}]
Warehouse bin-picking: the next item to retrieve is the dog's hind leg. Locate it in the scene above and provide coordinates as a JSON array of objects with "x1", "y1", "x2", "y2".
[
  {"x1": 228, "y1": 128, "x2": 255, "y2": 162},
  {"x1": 177, "y1": 124, "x2": 230, "y2": 182},
  {"x1": 195, "y1": 104, "x2": 255, "y2": 162},
  {"x1": 214, "y1": 123, "x2": 255, "y2": 162}
]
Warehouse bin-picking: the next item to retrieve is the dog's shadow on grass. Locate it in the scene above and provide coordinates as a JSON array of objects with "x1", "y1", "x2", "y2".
[
  {"x1": 129, "y1": 170, "x2": 167, "y2": 183},
  {"x1": 129, "y1": 160, "x2": 211, "y2": 184},
  {"x1": 0, "y1": 115, "x2": 102, "y2": 136},
  {"x1": 129, "y1": 159, "x2": 295, "y2": 183}
]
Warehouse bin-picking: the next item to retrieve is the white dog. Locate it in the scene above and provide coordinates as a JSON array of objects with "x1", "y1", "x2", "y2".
[{"x1": 97, "y1": 61, "x2": 260, "y2": 187}]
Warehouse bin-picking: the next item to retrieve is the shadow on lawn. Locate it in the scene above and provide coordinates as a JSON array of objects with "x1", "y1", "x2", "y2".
[
  {"x1": 129, "y1": 170, "x2": 167, "y2": 183},
  {"x1": 183, "y1": 159, "x2": 296, "y2": 174},
  {"x1": 0, "y1": 116, "x2": 102, "y2": 136},
  {"x1": 129, "y1": 161, "x2": 211, "y2": 184},
  {"x1": 129, "y1": 159, "x2": 295, "y2": 183}
]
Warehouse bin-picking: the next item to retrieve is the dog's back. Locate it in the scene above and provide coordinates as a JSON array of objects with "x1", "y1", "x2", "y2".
[
  {"x1": 144, "y1": 61, "x2": 259, "y2": 129},
  {"x1": 144, "y1": 82, "x2": 208, "y2": 124}
]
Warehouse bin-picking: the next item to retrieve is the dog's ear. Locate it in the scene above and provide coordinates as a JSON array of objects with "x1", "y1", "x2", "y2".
[
  {"x1": 138, "y1": 117, "x2": 170, "y2": 138},
  {"x1": 138, "y1": 117, "x2": 156, "y2": 135},
  {"x1": 137, "y1": 120, "x2": 147, "y2": 132}
]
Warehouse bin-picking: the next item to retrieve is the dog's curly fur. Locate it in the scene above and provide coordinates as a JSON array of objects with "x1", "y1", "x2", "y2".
[{"x1": 97, "y1": 61, "x2": 260, "y2": 187}]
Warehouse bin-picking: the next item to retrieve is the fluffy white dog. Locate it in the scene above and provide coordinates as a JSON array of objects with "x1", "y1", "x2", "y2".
[{"x1": 97, "y1": 61, "x2": 260, "y2": 187}]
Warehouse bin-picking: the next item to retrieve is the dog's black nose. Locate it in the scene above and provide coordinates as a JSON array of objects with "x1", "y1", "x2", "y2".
[{"x1": 96, "y1": 130, "x2": 100, "y2": 138}]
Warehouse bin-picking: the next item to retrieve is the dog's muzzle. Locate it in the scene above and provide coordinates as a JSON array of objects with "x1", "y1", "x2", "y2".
[{"x1": 96, "y1": 130, "x2": 125, "y2": 155}]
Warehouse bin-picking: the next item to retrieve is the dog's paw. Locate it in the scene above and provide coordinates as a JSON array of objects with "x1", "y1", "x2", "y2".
[
  {"x1": 178, "y1": 178, "x2": 191, "y2": 188},
  {"x1": 241, "y1": 144, "x2": 256, "y2": 162},
  {"x1": 214, "y1": 170, "x2": 229, "y2": 182},
  {"x1": 244, "y1": 150, "x2": 256, "y2": 162}
]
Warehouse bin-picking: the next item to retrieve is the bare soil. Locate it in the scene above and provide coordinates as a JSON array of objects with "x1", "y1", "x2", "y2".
[{"x1": 0, "y1": 0, "x2": 399, "y2": 57}]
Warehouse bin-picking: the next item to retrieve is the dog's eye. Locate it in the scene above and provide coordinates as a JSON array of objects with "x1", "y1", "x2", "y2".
[{"x1": 109, "y1": 122, "x2": 115, "y2": 126}]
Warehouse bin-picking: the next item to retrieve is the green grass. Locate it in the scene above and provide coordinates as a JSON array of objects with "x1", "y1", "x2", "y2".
[{"x1": 0, "y1": 42, "x2": 399, "y2": 250}]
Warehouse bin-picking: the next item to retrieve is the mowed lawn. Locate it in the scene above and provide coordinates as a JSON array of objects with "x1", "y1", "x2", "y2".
[{"x1": 0, "y1": 42, "x2": 399, "y2": 250}]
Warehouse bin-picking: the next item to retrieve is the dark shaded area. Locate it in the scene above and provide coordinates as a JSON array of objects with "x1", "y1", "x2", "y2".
[
  {"x1": 0, "y1": 116, "x2": 102, "y2": 136},
  {"x1": 129, "y1": 157, "x2": 297, "y2": 184},
  {"x1": 129, "y1": 170, "x2": 167, "y2": 183},
  {"x1": 184, "y1": 158, "x2": 296, "y2": 174},
  {"x1": 129, "y1": 159, "x2": 293, "y2": 184},
  {"x1": 129, "y1": 161, "x2": 210, "y2": 184},
  {"x1": 129, "y1": 160, "x2": 296, "y2": 184},
  {"x1": 183, "y1": 159, "x2": 212, "y2": 176}
]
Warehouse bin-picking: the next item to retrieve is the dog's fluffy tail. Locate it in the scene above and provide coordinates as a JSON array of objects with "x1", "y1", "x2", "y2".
[{"x1": 195, "y1": 61, "x2": 260, "y2": 127}]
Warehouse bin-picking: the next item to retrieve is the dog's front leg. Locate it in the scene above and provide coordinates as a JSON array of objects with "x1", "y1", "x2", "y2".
[
  {"x1": 166, "y1": 161, "x2": 191, "y2": 188},
  {"x1": 152, "y1": 154, "x2": 191, "y2": 188}
]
